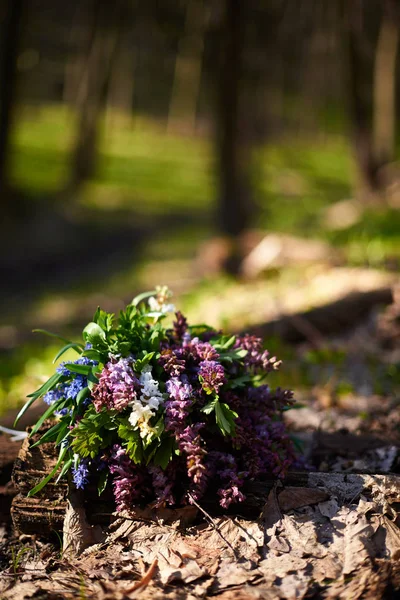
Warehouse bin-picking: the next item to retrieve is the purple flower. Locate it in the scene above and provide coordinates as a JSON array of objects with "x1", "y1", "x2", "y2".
[
  {"x1": 173, "y1": 311, "x2": 188, "y2": 341},
  {"x1": 193, "y1": 342, "x2": 219, "y2": 362},
  {"x1": 92, "y1": 358, "x2": 139, "y2": 412},
  {"x1": 72, "y1": 460, "x2": 90, "y2": 489},
  {"x1": 208, "y1": 451, "x2": 246, "y2": 508},
  {"x1": 165, "y1": 376, "x2": 193, "y2": 435},
  {"x1": 159, "y1": 348, "x2": 186, "y2": 376},
  {"x1": 198, "y1": 360, "x2": 226, "y2": 395},
  {"x1": 148, "y1": 465, "x2": 175, "y2": 507},
  {"x1": 109, "y1": 445, "x2": 145, "y2": 511},
  {"x1": 234, "y1": 335, "x2": 281, "y2": 373},
  {"x1": 177, "y1": 423, "x2": 208, "y2": 501}
]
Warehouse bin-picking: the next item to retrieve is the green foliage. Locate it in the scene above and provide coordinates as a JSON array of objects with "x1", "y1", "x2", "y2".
[
  {"x1": 71, "y1": 407, "x2": 116, "y2": 459},
  {"x1": 118, "y1": 419, "x2": 143, "y2": 463},
  {"x1": 202, "y1": 397, "x2": 238, "y2": 436}
]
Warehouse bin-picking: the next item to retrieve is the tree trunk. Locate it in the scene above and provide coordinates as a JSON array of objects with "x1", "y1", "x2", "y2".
[
  {"x1": 343, "y1": 0, "x2": 399, "y2": 202},
  {"x1": 373, "y1": 0, "x2": 399, "y2": 168},
  {"x1": 214, "y1": 0, "x2": 252, "y2": 272},
  {"x1": 0, "y1": 0, "x2": 23, "y2": 201},
  {"x1": 167, "y1": 0, "x2": 205, "y2": 133},
  {"x1": 342, "y1": 0, "x2": 380, "y2": 199},
  {"x1": 105, "y1": 20, "x2": 135, "y2": 134},
  {"x1": 69, "y1": 0, "x2": 123, "y2": 189}
]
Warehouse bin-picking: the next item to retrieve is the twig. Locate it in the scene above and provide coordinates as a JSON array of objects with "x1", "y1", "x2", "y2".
[
  {"x1": 124, "y1": 558, "x2": 158, "y2": 593},
  {"x1": 187, "y1": 493, "x2": 238, "y2": 558}
]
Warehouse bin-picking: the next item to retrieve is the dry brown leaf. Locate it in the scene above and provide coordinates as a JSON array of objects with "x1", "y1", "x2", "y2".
[
  {"x1": 318, "y1": 498, "x2": 339, "y2": 518},
  {"x1": 215, "y1": 560, "x2": 261, "y2": 589},
  {"x1": 278, "y1": 487, "x2": 329, "y2": 512},
  {"x1": 277, "y1": 572, "x2": 311, "y2": 599},
  {"x1": 160, "y1": 559, "x2": 205, "y2": 585}
]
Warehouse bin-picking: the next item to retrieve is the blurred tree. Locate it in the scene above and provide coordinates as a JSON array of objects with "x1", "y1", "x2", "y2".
[
  {"x1": 167, "y1": 0, "x2": 205, "y2": 133},
  {"x1": 373, "y1": 0, "x2": 399, "y2": 170},
  {"x1": 213, "y1": 0, "x2": 253, "y2": 273},
  {"x1": 343, "y1": 0, "x2": 399, "y2": 202},
  {"x1": 0, "y1": 0, "x2": 24, "y2": 203},
  {"x1": 69, "y1": 0, "x2": 125, "y2": 188}
]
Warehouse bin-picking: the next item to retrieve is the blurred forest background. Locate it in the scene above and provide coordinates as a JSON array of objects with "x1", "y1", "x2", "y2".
[{"x1": 1, "y1": 0, "x2": 400, "y2": 418}]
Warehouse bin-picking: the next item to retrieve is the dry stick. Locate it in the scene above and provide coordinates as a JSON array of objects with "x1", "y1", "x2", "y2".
[
  {"x1": 187, "y1": 493, "x2": 238, "y2": 558},
  {"x1": 124, "y1": 558, "x2": 158, "y2": 593}
]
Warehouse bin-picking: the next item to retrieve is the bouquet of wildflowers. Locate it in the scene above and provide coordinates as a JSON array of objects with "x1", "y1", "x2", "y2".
[{"x1": 17, "y1": 287, "x2": 296, "y2": 511}]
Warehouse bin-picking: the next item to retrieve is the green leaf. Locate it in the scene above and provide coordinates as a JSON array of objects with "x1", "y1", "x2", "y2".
[
  {"x1": 70, "y1": 408, "x2": 114, "y2": 459},
  {"x1": 201, "y1": 398, "x2": 217, "y2": 414},
  {"x1": 215, "y1": 401, "x2": 238, "y2": 437},
  {"x1": 83, "y1": 322, "x2": 106, "y2": 344},
  {"x1": 30, "y1": 421, "x2": 64, "y2": 448},
  {"x1": 27, "y1": 372, "x2": 63, "y2": 400},
  {"x1": 87, "y1": 369, "x2": 99, "y2": 384},
  {"x1": 64, "y1": 363, "x2": 92, "y2": 375},
  {"x1": 53, "y1": 343, "x2": 84, "y2": 364},
  {"x1": 213, "y1": 335, "x2": 236, "y2": 351},
  {"x1": 93, "y1": 308, "x2": 114, "y2": 332},
  {"x1": 76, "y1": 386, "x2": 90, "y2": 407},
  {"x1": 118, "y1": 421, "x2": 143, "y2": 463},
  {"x1": 134, "y1": 352, "x2": 155, "y2": 373},
  {"x1": 131, "y1": 290, "x2": 156, "y2": 307},
  {"x1": 219, "y1": 348, "x2": 248, "y2": 363},
  {"x1": 30, "y1": 398, "x2": 67, "y2": 437},
  {"x1": 28, "y1": 446, "x2": 68, "y2": 496},
  {"x1": 153, "y1": 436, "x2": 174, "y2": 470},
  {"x1": 55, "y1": 457, "x2": 72, "y2": 483},
  {"x1": 97, "y1": 470, "x2": 109, "y2": 496},
  {"x1": 82, "y1": 349, "x2": 103, "y2": 362},
  {"x1": 55, "y1": 422, "x2": 69, "y2": 446},
  {"x1": 32, "y1": 329, "x2": 72, "y2": 344},
  {"x1": 229, "y1": 374, "x2": 252, "y2": 389}
]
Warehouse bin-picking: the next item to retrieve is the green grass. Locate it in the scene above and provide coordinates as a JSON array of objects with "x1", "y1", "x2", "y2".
[{"x1": 2, "y1": 103, "x2": 400, "y2": 417}]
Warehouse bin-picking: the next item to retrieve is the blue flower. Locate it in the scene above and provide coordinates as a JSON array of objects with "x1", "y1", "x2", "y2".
[
  {"x1": 43, "y1": 388, "x2": 64, "y2": 405},
  {"x1": 64, "y1": 375, "x2": 86, "y2": 399},
  {"x1": 72, "y1": 460, "x2": 90, "y2": 489}
]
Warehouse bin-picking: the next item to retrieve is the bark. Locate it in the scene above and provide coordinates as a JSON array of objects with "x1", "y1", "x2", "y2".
[
  {"x1": 343, "y1": 0, "x2": 399, "y2": 200},
  {"x1": 167, "y1": 0, "x2": 205, "y2": 133},
  {"x1": 0, "y1": 0, "x2": 23, "y2": 199},
  {"x1": 214, "y1": 0, "x2": 253, "y2": 272},
  {"x1": 105, "y1": 24, "x2": 135, "y2": 131},
  {"x1": 373, "y1": 0, "x2": 399, "y2": 168},
  {"x1": 69, "y1": 0, "x2": 123, "y2": 188},
  {"x1": 342, "y1": 0, "x2": 380, "y2": 196}
]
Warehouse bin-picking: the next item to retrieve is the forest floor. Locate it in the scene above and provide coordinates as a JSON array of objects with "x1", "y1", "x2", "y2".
[{"x1": 1, "y1": 288, "x2": 400, "y2": 599}]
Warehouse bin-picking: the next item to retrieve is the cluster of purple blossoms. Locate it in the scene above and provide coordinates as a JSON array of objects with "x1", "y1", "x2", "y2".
[
  {"x1": 164, "y1": 376, "x2": 193, "y2": 430},
  {"x1": 148, "y1": 464, "x2": 175, "y2": 507},
  {"x1": 109, "y1": 445, "x2": 145, "y2": 511},
  {"x1": 235, "y1": 335, "x2": 281, "y2": 373},
  {"x1": 198, "y1": 360, "x2": 226, "y2": 395},
  {"x1": 92, "y1": 358, "x2": 139, "y2": 412}
]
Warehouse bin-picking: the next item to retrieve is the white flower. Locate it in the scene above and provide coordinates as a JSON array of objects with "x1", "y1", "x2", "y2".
[
  {"x1": 148, "y1": 296, "x2": 175, "y2": 314},
  {"x1": 128, "y1": 365, "x2": 164, "y2": 433},
  {"x1": 148, "y1": 285, "x2": 175, "y2": 314},
  {"x1": 139, "y1": 365, "x2": 164, "y2": 410},
  {"x1": 128, "y1": 401, "x2": 154, "y2": 428}
]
